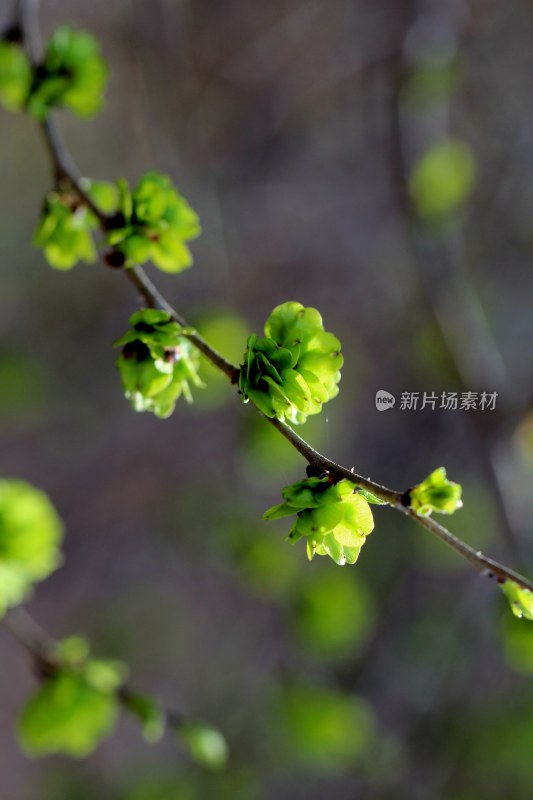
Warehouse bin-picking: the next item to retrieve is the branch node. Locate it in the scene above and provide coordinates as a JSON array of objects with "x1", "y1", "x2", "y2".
[{"x1": 400, "y1": 489, "x2": 412, "y2": 507}]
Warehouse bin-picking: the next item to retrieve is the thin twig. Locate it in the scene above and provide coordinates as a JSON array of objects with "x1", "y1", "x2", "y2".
[
  {"x1": 13, "y1": 0, "x2": 533, "y2": 595},
  {"x1": 3, "y1": 606, "x2": 56, "y2": 659},
  {"x1": 266, "y1": 415, "x2": 402, "y2": 504},
  {"x1": 398, "y1": 507, "x2": 531, "y2": 586}
]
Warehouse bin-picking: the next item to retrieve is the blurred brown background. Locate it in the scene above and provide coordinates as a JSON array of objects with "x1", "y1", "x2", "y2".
[{"x1": 1, "y1": 0, "x2": 533, "y2": 798}]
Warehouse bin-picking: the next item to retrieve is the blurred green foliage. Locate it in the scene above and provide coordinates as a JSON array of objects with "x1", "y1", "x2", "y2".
[
  {"x1": 0, "y1": 40, "x2": 32, "y2": 111},
  {"x1": 33, "y1": 192, "x2": 98, "y2": 269},
  {"x1": 195, "y1": 312, "x2": 250, "y2": 408},
  {"x1": 121, "y1": 691, "x2": 166, "y2": 743},
  {"x1": 178, "y1": 721, "x2": 229, "y2": 770},
  {"x1": 236, "y1": 524, "x2": 304, "y2": 600},
  {"x1": 276, "y1": 684, "x2": 376, "y2": 772},
  {"x1": 27, "y1": 26, "x2": 108, "y2": 119},
  {"x1": 18, "y1": 632, "x2": 229, "y2": 766},
  {"x1": 403, "y1": 61, "x2": 460, "y2": 105},
  {"x1": 127, "y1": 768, "x2": 258, "y2": 800},
  {"x1": 0, "y1": 26, "x2": 107, "y2": 119},
  {"x1": 501, "y1": 612, "x2": 533, "y2": 675},
  {"x1": 18, "y1": 634, "x2": 126, "y2": 757},
  {"x1": 19, "y1": 671, "x2": 120, "y2": 758},
  {"x1": 293, "y1": 568, "x2": 375, "y2": 660},
  {"x1": 0, "y1": 480, "x2": 63, "y2": 617},
  {"x1": 225, "y1": 505, "x2": 377, "y2": 659},
  {"x1": 409, "y1": 139, "x2": 477, "y2": 220},
  {"x1": 516, "y1": 410, "x2": 533, "y2": 470},
  {"x1": 0, "y1": 353, "x2": 45, "y2": 417},
  {"x1": 243, "y1": 413, "x2": 326, "y2": 481},
  {"x1": 447, "y1": 704, "x2": 533, "y2": 799}
]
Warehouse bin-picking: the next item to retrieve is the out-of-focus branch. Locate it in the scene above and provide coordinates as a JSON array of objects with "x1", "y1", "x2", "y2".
[{"x1": 387, "y1": 2, "x2": 532, "y2": 564}]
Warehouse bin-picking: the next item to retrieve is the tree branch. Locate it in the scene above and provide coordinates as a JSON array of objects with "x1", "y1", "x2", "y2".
[{"x1": 13, "y1": 0, "x2": 533, "y2": 596}]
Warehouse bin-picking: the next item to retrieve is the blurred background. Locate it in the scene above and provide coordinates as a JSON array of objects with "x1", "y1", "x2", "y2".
[{"x1": 1, "y1": 0, "x2": 533, "y2": 797}]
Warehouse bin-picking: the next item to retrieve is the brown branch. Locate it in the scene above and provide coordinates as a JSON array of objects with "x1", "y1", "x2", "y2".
[{"x1": 13, "y1": 0, "x2": 533, "y2": 596}]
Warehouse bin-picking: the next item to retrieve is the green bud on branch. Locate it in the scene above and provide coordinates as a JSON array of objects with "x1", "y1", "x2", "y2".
[
  {"x1": 501, "y1": 580, "x2": 533, "y2": 621},
  {"x1": 27, "y1": 26, "x2": 108, "y2": 119},
  {"x1": 264, "y1": 475, "x2": 374, "y2": 566},
  {"x1": 115, "y1": 309, "x2": 204, "y2": 418},
  {"x1": 239, "y1": 302, "x2": 342, "y2": 425},
  {"x1": 105, "y1": 172, "x2": 201, "y2": 272},
  {"x1": 405, "y1": 467, "x2": 463, "y2": 516}
]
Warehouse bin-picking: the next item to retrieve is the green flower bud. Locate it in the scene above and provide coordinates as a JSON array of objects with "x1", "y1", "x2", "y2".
[
  {"x1": 407, "y1": 467, "x2": 463, "y2": 516},
  {"x1": 104, "y1": 172, "x2": 201, "y2": 272},
  {"x1": 18, "y1": 635, "x2": 127, "y2": 758},
  {"x1": 27, "y1": 26, "x2": 108, "y2": 119},
  {"x1": 264, "y1": 477, "x2": 374, "y2": 567},
  {"x1": 33, "y1": 192, "x2": 98, "y2": 270},
  {"x1": 239, "y1": 303, "x2": 343, "y2": 425},
  {"x1": 501, "y1": 580, "x2": 533, "y2": 621},
  {"x1": 114, "y1": 310, "x2": 203, "y2": 418},
  {"x1": 178, "y1": 721, "x2": 228, "y2": 769}
]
